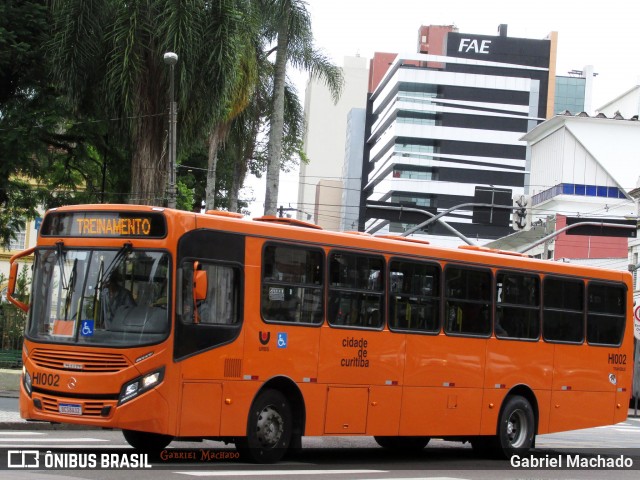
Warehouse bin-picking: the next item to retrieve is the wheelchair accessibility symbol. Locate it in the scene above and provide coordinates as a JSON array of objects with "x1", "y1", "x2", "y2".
[
  {"x1": 80, "y1": 320, "x2": 94, "y2": 337},
  {"x1": 277, "y1": 332, "x2": 288, "y2": 349}
]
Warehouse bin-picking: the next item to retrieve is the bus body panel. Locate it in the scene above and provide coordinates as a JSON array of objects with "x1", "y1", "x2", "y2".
[
  {"x1": 366, "y1": 385, "x2": 403, "y2": 435},
  {"x1": 219, "y1": 380, "x2": 261, "y2": 436},
  {"x1": 548, "y1": 390, "x2": 616, "y2": 433},
  {"x1": 299, "y1": 383, "x2": 328, "y2": 435},
  {"x1": 324, "y1": 386, "x2": 369, "y2": 434},
  {"x1": 317, "y1": 325, "x2": 405, "y2": 386},
  {"x1": 178, "y1": 381, "x2": 222, "y2": 436},
  {"x1": 404, "y1": 334, "x2": 486, "y2": 388},
  {"x1": 399, "y1": 386, "x2": 484, "y2": 436}
]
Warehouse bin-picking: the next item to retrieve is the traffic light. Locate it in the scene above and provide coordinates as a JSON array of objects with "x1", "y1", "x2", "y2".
[{"x1": 512, "y1": 195, "x2": 531, "y2": 231}]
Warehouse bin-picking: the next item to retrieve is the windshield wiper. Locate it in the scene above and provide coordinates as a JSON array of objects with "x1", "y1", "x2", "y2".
[
  {"x1": 56, "y1": 241, "x2": 67, "y2": 289},
  {"x1": 63, "y1": 259, "x2": 78, "y2": 320},
  {"x1": 99, "y1": 242, "x2": 132, "y2": 290}
]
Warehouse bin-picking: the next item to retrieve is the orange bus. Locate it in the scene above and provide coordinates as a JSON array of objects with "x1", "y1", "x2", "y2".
[{"x1": 8, "y1": 204, "x2": 633, "y2": 462}]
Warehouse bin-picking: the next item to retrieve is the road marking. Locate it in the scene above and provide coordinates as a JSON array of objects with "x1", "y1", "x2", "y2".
[
  {"x1": 0, "y1": 437, "x2": 108, "y2": 443},
  {"x1": 0, "y1": 431, "x2": 45, "y2": 435},
  {"x1": 173, "y1": 470, "x2": 386, "y2": 477}
]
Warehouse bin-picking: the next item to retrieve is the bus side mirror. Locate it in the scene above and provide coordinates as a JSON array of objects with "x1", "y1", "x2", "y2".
[
  {"x1": 193, "y1": 269, "x2": 208, "y2": 302},
  {"x1": 7, "y1": 249, "x2": 35, "y2": 312}
]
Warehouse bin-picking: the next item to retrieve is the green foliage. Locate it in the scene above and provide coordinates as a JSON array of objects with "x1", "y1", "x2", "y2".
[
  {"x1": 1, "y1": 0, "x2": 335, "y2": 235},
  {"x1": 0, "y1": 266, "x2": 28, "y2": 357},
  {"x1": 176, "y1": 180, "x2": 195, "y2": 212},
  {"x1": 0, "y1": 1, "x2": 132, "y2": 246}
]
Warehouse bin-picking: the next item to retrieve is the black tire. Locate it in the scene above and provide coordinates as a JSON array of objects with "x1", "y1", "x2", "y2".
[
  {"x1": 471, "y1": 396, "x2": 535, "y2": 458},
  {"x1": 122, "y1": 429, "x2": 173, "y2": 452},
  {"x1": 497, "y1": 395, "x2": 535, "y2": 456},
  {"x1": 236, "y1": 389, "x2": 292, "y2": 463},
  {"x1": 374, "y1": 436, "x2": 430, "y2": 451}
]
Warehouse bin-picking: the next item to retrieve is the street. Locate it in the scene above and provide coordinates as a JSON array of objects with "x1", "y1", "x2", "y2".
[{"x1": 0, "y1": 415, "x2": 639, "y2": 479}]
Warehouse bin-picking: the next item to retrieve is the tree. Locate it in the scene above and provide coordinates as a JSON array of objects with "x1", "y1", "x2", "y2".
[
  {"x1": 48, "y1": 0, "x2": 255, "y2": 206},
  {"x1": 262, "y1": 0, "x2": 343, "y2": 216},
  {"x1": 0, "y1": 0, "x2": 126, "y2": 246},
  {"x1": 221, "y1": 42, "x2": 307, "y2": 214}
]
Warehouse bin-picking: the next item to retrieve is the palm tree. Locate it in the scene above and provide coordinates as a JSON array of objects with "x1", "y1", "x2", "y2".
[
  {"x1": 48, "y1": 0, "x2": 254, "y2": 206},
  {"x1": 261, "y1": 0, "x2": 343, "y2": 216}
]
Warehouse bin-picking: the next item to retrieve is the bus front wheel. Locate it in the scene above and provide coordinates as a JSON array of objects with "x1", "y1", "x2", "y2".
[
  {"x1": 236, "y1": 389, "x2": 292, "y2": 463},
  {"x1": 122, "y1": 429, "x2": 173, "y2": 452}
]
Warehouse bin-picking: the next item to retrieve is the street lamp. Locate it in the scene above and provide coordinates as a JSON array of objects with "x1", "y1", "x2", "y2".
[{"x1": 163, "y1": 52, "x2": 178, "y2": 208}]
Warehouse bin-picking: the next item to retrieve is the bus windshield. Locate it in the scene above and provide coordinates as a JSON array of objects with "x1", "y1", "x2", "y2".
[{"x1": 27, "y1": 246, "x2": 170, "y2": 347}]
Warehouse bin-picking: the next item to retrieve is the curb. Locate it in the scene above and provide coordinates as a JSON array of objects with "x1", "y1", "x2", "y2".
[{"x1": 0, "y1": 390, "x2": 18, "y2": 399}]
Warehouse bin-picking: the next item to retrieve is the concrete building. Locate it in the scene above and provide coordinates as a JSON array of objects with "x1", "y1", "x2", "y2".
[
  {"x1": 554, "y1": 65, "x2": 596, "y2": 115},
  {"x1": 361, "y1": 25, "x2": 558, "y2": 247},
  {"x1": 296, "y1": 56, "x2": 369, "y2": 229}
]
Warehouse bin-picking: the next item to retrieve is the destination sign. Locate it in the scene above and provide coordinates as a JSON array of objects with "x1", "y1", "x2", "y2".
[{"x1": 40, "y1": 211, "x2": 167, "y2": 238}]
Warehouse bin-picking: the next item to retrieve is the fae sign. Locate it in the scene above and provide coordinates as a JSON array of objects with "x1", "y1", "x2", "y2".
[
  {"x1": 634, "y1": 305, "x2": 640, "y2": 340},
  {"x1": 458, "y1": 38, "x2": 492, "y2": 54}
]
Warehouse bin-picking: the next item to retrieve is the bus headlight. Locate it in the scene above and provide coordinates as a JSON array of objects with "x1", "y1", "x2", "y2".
[
  {"x1": 23, "y1": 367, "x2": 32, "y2": 396},
  {"x1": 118, "y1": 367, "x2": 165, "y2": 405}
]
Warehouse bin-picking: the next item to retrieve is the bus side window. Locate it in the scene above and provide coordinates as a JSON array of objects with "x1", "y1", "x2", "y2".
[
  {"x1": 261, "y1": 244, "x2": 324, "y2": 324},
  {"x1": 543, "y1": 277, "x2": 584, "y2": 343},
  {"x1": 495, "y1": 272, "x2": 540, "y2": 340},
  {"x1": 327, "y1": 251, "x2": 384, "y2": 329},
  {"x1": 444, "y1": 266, "x2": 491, "y2": 336},
  {"x1": 389, "y1": 259, "x2": 440, "y2": 333}
]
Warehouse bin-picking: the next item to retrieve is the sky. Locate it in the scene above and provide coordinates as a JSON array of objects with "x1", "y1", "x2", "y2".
[{"x1": 244, "y1": 0, "x2": 640, "y2": 216}]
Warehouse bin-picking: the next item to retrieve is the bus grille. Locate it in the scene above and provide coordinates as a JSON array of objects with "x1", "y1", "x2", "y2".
[
  {"x1": 41, "y1": 396, "x2": 108, "y2": 417},
  {"x1": 31, "y1": 349, "x2": 130, "y2": 372},
  {"x1": 224, "y1": 358, "x2": 242, "y2": 378}
]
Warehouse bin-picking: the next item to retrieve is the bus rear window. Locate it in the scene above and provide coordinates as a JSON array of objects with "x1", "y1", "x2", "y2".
[{"x1": 587, "y1": 283, "x2": 625, "y2": 346}]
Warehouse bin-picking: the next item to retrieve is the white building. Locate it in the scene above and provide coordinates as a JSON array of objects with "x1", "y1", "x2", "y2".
[
  {"x1": 597, "y1": 85, "x2": 640, "y2": 118},
  {"x1": 486, "y1": 112, "x2": 639, "y2": 274},
  {"x1": 296, "y1": 56, "x2": 369, "y2": 230}
]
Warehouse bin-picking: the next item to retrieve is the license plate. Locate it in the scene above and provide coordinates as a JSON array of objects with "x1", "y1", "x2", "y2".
[{"x1": 58, "y1": 403, "x2": 82, "y2": 415}]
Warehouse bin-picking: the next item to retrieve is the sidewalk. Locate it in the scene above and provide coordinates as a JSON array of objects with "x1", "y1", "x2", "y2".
[
  {"x1": 0, "y1": 369, "x2": 89, "y2": 429},
  {"x1": 0, "y1": 368, "x2": 26, "y2": 427},
  {"x1": 0, "y1": 368, "x2": 19, "y2": 398}
]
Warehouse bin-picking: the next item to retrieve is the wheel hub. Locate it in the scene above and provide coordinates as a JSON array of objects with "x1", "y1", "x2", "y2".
[{"x1": 256, "y1": 405, "x2": 283, "y2": 448}]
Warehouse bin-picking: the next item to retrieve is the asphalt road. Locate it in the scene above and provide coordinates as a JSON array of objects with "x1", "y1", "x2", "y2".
[{"x1": 0, "y1": 417, "x2": 639, "y2": 480}]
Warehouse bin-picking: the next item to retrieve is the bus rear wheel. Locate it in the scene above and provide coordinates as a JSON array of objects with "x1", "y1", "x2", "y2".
[
  {"x1": 236, "y1": 389, "x2": 292, "y2": 463},
  {"x1": 473, "y1": 395, "x2": 535, "y2": 458},
  {"x1": 498, "y1": 395, "x2": 535, "y2": 454},
  {"x1": 122, "y1": 429, "x2": 173, "y2": 452},
  {"x1": 374, "y1": 436, "x2": 430, "y2": 451}
]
